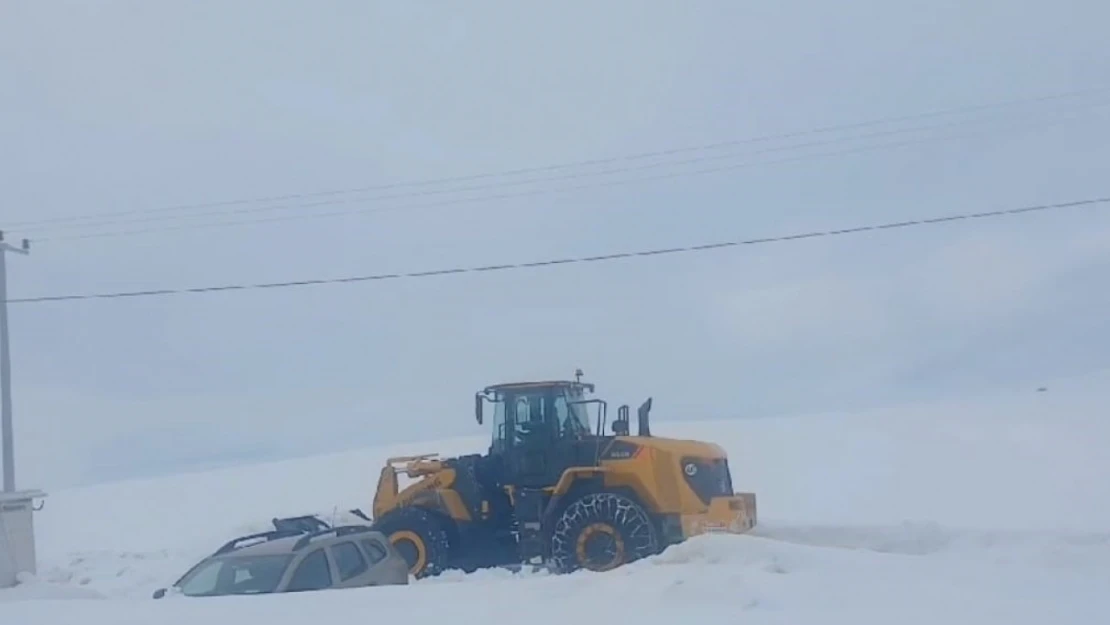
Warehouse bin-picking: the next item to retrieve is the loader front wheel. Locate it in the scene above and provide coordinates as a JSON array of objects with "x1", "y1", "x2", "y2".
[
  {"x1": 549, "y1": 491, "x2": 659, "y2": 573},
  {"x1": 373, "y1": 507, "x2": 451, "y2": 579}
]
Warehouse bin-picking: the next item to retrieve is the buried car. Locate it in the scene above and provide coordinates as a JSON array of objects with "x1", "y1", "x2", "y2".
[{"x1": 153, "y1": 519, "x2": 409, "y2": 598}]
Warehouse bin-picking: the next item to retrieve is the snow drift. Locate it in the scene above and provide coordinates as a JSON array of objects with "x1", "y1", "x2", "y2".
[{"x1": 3, "y1": 370, "x2": 1108, "y2": 624}]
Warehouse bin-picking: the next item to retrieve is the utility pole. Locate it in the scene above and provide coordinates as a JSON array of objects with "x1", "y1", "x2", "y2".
[
  {"x1": 0, "y1": 231, "x2": 30, "y2": 493},
  {"x1": 0, "y1": 229, "x2": 44, "y2": 590}
]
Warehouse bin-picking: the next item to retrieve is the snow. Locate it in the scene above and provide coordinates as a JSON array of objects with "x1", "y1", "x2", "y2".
[{"x1": 3, "y1": 371, "x2": 1109, "y2": 623}]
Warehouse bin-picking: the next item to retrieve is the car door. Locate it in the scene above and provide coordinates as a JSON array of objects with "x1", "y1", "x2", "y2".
[
  {"x1": 281, "y1": 547, "x2": 335, "y2": 592},
  {"x1": 358, "y1": 535, "x2": 409, "y2": 584},
  {"x1": 327, "y1": 539, "x2": 373, "y2": 589}
]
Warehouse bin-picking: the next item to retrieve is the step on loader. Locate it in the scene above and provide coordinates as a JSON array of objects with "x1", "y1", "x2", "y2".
[{"x1": 368, "y1": 371, "x2": 757, "y2": 578}]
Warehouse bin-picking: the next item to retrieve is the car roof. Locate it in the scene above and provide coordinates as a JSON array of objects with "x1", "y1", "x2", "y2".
[
  {"x1": 212, "y1": 526, "x2": 386, "y2": 559},
  {"x1": 218, "y1": 535, "x2": 303, "y2": 557}
]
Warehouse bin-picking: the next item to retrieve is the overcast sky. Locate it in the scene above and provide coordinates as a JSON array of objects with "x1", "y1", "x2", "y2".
[{"x1": 2, "y1": 0, "x2": 1109, "y2": 489}]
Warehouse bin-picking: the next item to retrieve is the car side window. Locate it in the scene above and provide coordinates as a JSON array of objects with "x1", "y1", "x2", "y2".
[
  {"x1": 285, "y1": 549, "x2": 332, "y2": 592},
  {"x1": 360, "y1": 538, "x2": 388, "y2": 564},
  {"x1": 331, "y1": 541, "x2": 368, "y2": 581}
]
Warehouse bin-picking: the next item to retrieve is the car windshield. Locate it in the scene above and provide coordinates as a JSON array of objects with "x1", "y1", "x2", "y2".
[{"x1": 176, "y1": 554, "x2": 293, "y2": 596}]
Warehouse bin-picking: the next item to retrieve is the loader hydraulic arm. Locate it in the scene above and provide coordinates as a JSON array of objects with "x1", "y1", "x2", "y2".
[{"x1": 371, "y1": 453, "x2": 441, "y2": 519}]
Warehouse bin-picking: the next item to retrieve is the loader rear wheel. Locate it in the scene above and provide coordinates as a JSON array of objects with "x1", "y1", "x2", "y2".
[
  {"x1": 549, "y1": 491, "x2": 659, "y2": 573},
  {"x1": 373, "y1": 507, "x2": 451, "y2": 579}
]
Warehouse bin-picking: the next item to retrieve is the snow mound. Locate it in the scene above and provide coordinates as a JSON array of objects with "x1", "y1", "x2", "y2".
[
  {"x1": 756, "y1": 521, "x2": 1110, "y2": 569},
  {"x1": 0, "y1": 572, "x2": 105, "y2": 602},
  {"x1": 4, "y1": 373, "x2": 1110, "y2": 623}
]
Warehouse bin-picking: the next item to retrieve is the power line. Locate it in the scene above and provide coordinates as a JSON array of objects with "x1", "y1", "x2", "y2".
[
  {"x1": 7, "y1": 195, "x2": 1106, "y2": 306},
  {"x1": 25, "y1": 96, "x2": 1109, "y2": 238},
  {"x1": 12, "y1": 84, "x2": 1110, "y2": 233},
  {"x1": 31, "y1": 102, "x2": 1109, "y2": 244}
]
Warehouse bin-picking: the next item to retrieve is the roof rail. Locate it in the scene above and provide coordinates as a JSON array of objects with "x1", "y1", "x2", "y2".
[
  {"x1": 292, "y1": 524, "x2": 375, "y2": 551},
  {"x1": 213, "y1": 529, "x2": 307, "y2": 555}
]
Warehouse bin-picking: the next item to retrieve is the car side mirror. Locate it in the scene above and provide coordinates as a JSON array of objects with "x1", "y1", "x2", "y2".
[{"x1": 152, "y1": 588, "x2": 167, "y2": 599}]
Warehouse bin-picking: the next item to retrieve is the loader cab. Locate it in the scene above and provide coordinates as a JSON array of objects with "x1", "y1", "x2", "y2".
[{"x1": 476, "y1": 378, "x2": 606, "y2": 487}]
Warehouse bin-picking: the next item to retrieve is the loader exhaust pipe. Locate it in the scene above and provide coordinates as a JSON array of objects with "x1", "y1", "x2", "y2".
[{"x1": 637, "y1": 397, "x2": 652, "y2": 437}]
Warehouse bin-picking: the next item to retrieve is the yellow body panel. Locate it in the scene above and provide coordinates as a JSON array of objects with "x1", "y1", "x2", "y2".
[
  {"x1": 616, "y1": 436, "x2": 728, "y2": 458},
  {"x1": 596, "y1": 436, "x2": 738, "y2": 517},
  {"x1": 551, "y1": 467, "x2": 606, "y2": 496}
]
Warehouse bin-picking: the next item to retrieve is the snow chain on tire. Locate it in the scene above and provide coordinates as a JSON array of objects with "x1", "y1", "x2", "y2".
[{"x1": 549, "y1": 491, "x2": 659, "y2": 573}]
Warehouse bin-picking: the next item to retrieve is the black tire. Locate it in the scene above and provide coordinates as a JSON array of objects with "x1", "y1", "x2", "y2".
[
  {"x1": 372, "y1": 507, "x2": 452, "y2": 579},
  {"x1": 549, "y1": 491, "x2": 659, "y2": 573}
]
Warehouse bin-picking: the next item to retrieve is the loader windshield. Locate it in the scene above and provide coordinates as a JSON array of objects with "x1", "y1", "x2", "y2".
[
  {"x1": 561, "y1": 388, "x2": 592, "y2": 436},
  {"x1": 487, "y1": 383, "x2": 596, "y2": 452}
]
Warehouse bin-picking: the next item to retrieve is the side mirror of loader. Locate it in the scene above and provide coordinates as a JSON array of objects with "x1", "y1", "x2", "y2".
[{"x1": 475, "y1": 393, "x2": 483, "y2": 424}]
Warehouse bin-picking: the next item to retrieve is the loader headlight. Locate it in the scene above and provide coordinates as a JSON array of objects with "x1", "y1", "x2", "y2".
[{"x1": 683, "y1": 462, "x2": 698, "y2": 476}]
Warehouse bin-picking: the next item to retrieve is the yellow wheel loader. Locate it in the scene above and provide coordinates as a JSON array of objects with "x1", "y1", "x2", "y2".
[{"x1": 369, "y1": 372, "x2": 757, "y2": 578}]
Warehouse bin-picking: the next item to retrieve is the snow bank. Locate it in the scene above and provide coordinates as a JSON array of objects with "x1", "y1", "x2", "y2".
[
  {"x1": 5, "y1": 534, "x2": 1108, "y2": 624},
  {"x1": 0, "y1": 572, "x2": 104, "y2": 602},
  {"x1": 662, "y1": 372, "x2": 1110, "y2": 531},
  {"x1": 3, "y1": 371, "x2": 1108, "y2": 623}
]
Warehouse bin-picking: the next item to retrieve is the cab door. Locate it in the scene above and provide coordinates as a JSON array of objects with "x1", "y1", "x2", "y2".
[{"x1": 504, "y1": 392, "x2": 559, "y2": 488}]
